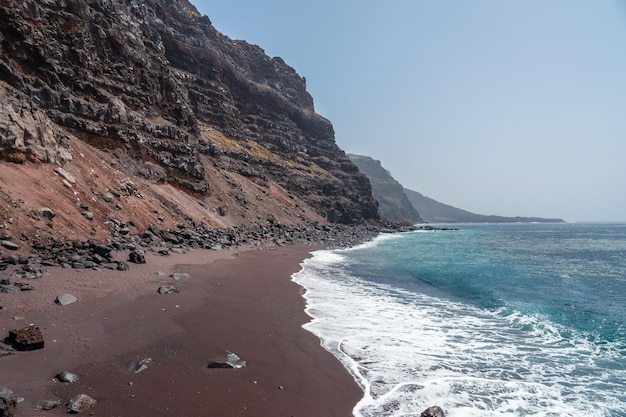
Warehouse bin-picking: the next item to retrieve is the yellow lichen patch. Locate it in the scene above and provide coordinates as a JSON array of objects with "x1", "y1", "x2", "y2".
[
  {"x1": 200, "y1": 125, "x2": 280, "y2": 163},
  {"x1": 199, "y1": 124, "x2": 333, "y2": 179}
]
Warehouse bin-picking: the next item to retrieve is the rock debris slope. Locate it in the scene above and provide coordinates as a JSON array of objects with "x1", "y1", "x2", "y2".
[{"x1": 0, "y1": 0, "x2": 379, "y2": 244}]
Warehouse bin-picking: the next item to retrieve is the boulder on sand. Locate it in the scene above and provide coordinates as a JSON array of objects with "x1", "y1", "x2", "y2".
[
  {"x1": 128, "y1": 251, "x2": 146, "y2": 264},
  {"x1": 7, "y1": 325, "x2": 44, "y2": 351},
  {"x1": 56, "y1": 294, "x2": 79, "y2": 306},
  {"x1": 67, "y1": 394, "x2": 96, "y2": 413},
  {"x1": 0, "y1": 388, "x2": 17, "y2": 417}
]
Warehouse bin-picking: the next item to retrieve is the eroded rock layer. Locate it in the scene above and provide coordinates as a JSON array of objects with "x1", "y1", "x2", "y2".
[{"x1": 0, "y1": 0, "x2": 378, "y2": 231}]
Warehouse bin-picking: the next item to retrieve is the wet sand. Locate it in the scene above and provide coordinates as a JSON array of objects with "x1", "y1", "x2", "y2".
[{"x1": 0, "y1": 245, "x2": 362, "y2": 416}]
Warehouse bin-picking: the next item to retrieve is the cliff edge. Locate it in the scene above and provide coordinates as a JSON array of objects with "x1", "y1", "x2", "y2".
[{"x1": 0, "y1": 0, "x2": 380, "y2": 245}]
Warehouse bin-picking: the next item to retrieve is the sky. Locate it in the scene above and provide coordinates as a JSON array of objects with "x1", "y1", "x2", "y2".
[{"x1": 193, "y1": 1, "x2": 626, "y2": 222}]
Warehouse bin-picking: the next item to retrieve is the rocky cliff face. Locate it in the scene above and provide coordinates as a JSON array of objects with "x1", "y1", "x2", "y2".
[
  {"x1": 0, "y1": 0, "x2": 379, "y2": 242},
  {"x1": 348, "y1": 154, "x2": 422, "y2": 224}
]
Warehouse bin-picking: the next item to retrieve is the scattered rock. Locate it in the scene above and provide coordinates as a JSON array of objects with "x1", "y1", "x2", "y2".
[
  {"x1": 116, "y1": 261, "x2": 129, "y2": 271},
  {"x1": 208, "y1": 352, "x2": 246, "y2": 369},
  {"x1": 170, "y1": 272, "x2": 190, "y2": 281},
  {"x1": 56, "y1": 294, "x2": 79, "y2": 306},
  {"x1": 1, "y1": 255, "x2": 19, "y2": 265},
  {"x1": 0, "y1": 241, "x2": 18, "y2": 251},
  {"x1": 36, "y1": 399, "x2": 61, "y2": 410},
  {"x1": 0, "y1": 345, "x2": 14, "y2": 357},
  {"x1": 216, "y1": 205, "x2": 228, "y2": 216},
  {"x1": 128, "y1": 358, "x2": 152, "y2": 374},
  {"x1": 12, "y1": 266, "x2": 43, "y2": 279},
  {"x1": 0, "y1": 388, "x2": 17, "y2": 417},
  {"x1": 56, "y1": 371, "x2": 79, "y2": 383},
  {"x1": 81, "y1": 211, "x2": 94, "y2": 221},
  {"x1": 157, "y1": 285, "x2": 179, "y2": 294},
  {"x1": 39, "y1": 207, "x2": 55, "y2": 220},
  {"x1": 99, "y1": 191, "x2": 115, "y2": 203},
  {"x1": 0, "y1": 283, "x2": 20, "y2": 294},
  {"x1": 7, "y1": 325, "x2": 45, "y2": 351},
  {"x1": 420, "y1": 406, "x2": 446, "y2": 417},
  {"x1": 128, "y1": 251, "x2": 145, "y2": 264},
  {"x1": 66, "y1": 394, "x2": 96, "y2": 413},
  {"x1": 54, "y1": 167, "x2": 76, "y2": 184},
  {"x1": 14, "y1": 282, "x2": 35, "y2": 291}
]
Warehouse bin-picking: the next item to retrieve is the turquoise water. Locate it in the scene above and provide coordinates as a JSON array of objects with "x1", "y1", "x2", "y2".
[{"x1": 293, "y1": 223, "x2": 626, "y2": 417}]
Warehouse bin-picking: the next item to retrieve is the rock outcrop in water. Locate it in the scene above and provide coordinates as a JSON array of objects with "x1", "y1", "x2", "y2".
[{"x1": 0, "y1": 0, "x2": 380, "y2": 249}]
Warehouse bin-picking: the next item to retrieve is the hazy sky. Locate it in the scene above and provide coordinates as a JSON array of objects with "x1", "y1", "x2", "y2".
[{"x1": 194, "y1": 1, "x2": 626, "y2": 222}]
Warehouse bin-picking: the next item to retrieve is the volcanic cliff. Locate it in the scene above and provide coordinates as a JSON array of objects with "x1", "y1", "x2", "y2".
[
  {"x1": 348, "y1": 154, "x2": 422, "y2": 224},
  {"x1": 0, "y1": 0, "x2": 381, "y2": 246}
]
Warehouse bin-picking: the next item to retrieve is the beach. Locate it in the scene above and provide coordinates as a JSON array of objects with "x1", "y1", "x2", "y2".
[{"x1": 0, "y1": 244, "x2": 362, "y2": 416}]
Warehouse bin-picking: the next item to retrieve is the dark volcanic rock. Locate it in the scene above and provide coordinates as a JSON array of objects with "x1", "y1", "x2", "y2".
[
  {"x1": 7, "y1": 325, "x2": 44, "y2": 351},
  {"x1": 128, "y1": 251, "x2": 146, "y2": 264},
  {"x1": 0, "y1": 389, "x2": 17, "y2": 417},
  {"x1": 207, "y1": 361, "x2": 235, "y2": 369},
  {"x1": 0, "y1": 241, "x2": 19, "y2": 251},
  {"x1": 420, "y1": 406, "x2": 446, "y2": 417},
  {"x1": 157, "y1": 285, "x2": 179, "y2": 294}
]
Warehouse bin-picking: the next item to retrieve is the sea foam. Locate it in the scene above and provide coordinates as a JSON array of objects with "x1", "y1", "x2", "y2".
[{"x1": 293, "y1": 226, "x2": 626, "y2": 417}]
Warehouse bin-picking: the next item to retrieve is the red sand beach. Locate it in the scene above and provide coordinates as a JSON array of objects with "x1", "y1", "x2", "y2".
[{"x1": 0, "y1": 245, "x2": 362, "y2": 416}]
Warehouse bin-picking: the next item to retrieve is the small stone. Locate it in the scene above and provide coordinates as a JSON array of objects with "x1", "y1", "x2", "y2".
[
  {"x1": 36, "y1": 399, "x2": 61, "y2": 410},
  {"x1": 157, "y1": 285, "x2": 179, "y2": 294},
  {"x1": 56, "y1": 294, "x2": 79, "y2": 306},
  {"x1": 39, "y1": 207, "x2": 55, "y2": 220},
  {"x1": 128, "y1": 358, "x2": 151, "y2": 373},
  {"x1": 67, "y1": 394, "x2": 96, "y2": 413},
  {"x1": 2, "y1": 255, "x2": 19, "y2": 265},
  {"x1": 54, "y1": 167, "x2": 76, "y2": 184},
  {"x1": 128, "y1": 251, "x2": 145, "y2": 264},
  {"x1": 100, "y1": 191, "x2": 114, "y2": 203},
  {"x1": 81, "y1": 211, "x2": 94, "y2": 221},
  {"x1": 116, "y1": 261, "x2": 129, "y2": 271},
  {"x1": 0, "y1": 388, "x2": 17, "y2": 417},
  {"x1": 170, "y1": 272, "x2": 190, "y2": 281},
  {"x1": 56, "y1": 371, "x2": 79, "y2": 383},
  {"x1": 0, "y1": 241, "x2": 19, "y2": 251}
]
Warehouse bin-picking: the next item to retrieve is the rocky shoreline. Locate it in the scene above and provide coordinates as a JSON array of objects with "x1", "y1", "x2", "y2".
[{"x1": 1, "y1": 218, "x2": 420, "y2": 273}]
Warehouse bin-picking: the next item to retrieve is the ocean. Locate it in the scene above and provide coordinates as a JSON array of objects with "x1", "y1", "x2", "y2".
[{"x1": 292, "y1": 223, "x2": 626, "y2": 417}]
